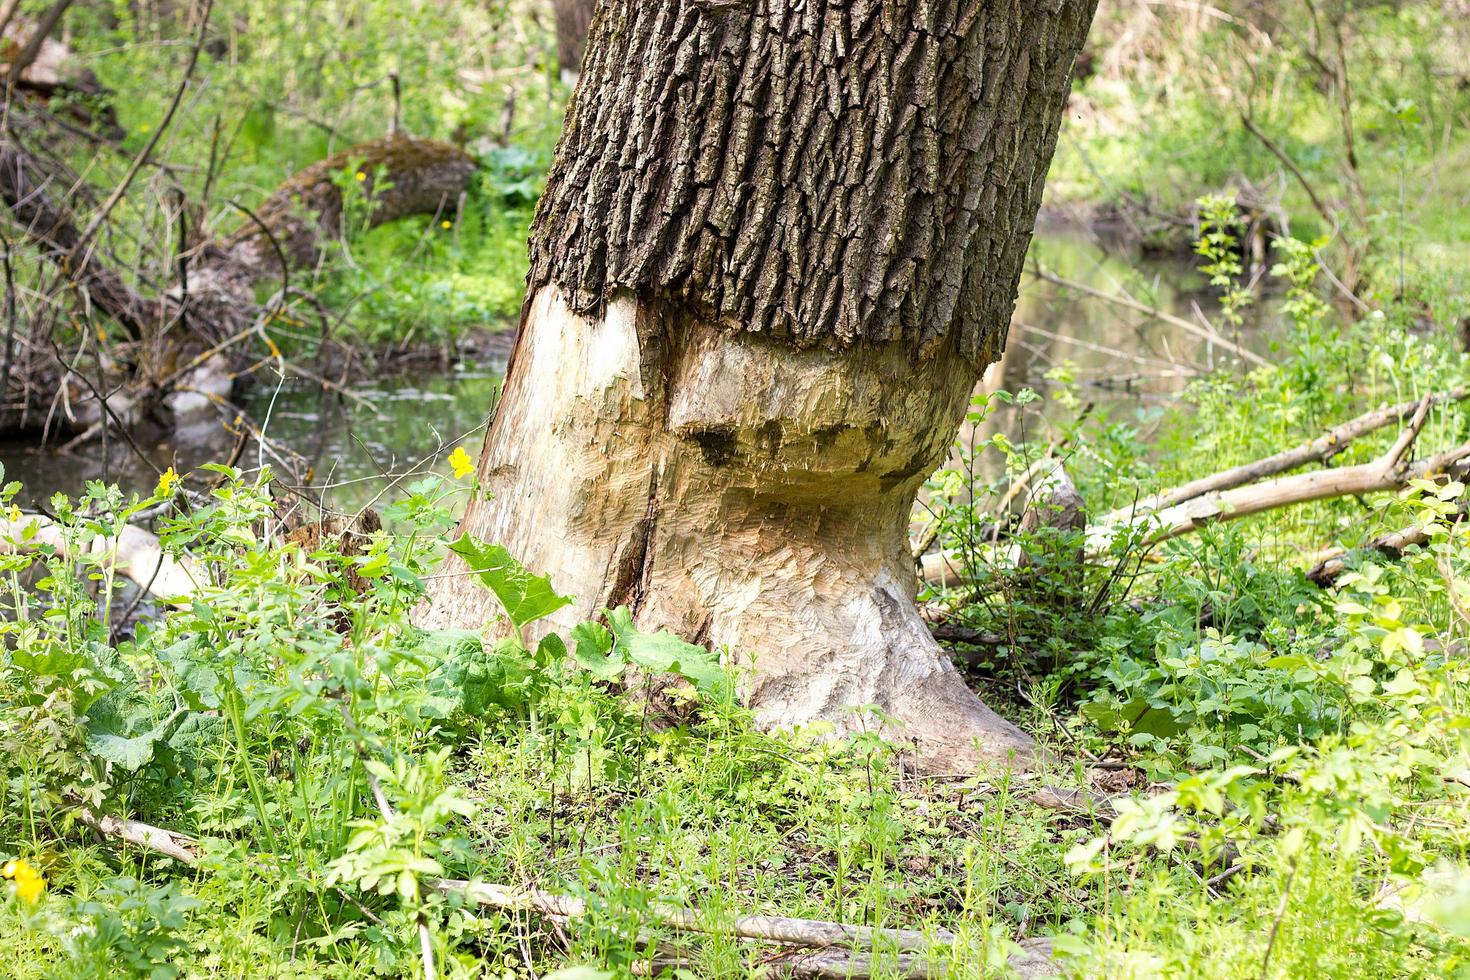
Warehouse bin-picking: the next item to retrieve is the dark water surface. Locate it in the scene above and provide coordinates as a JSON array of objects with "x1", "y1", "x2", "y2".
[{"x1": 0, "y1": 228, "x2": 1278, "y2": 508}]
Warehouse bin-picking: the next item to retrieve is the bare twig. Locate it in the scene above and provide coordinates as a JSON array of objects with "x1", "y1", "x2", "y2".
[
  {"x1": 1029, "y1": 266, "x2": 1268, "y2": 367},
  {"x1": 72, "y1": 0, "x2": 214, "y2": 256}
]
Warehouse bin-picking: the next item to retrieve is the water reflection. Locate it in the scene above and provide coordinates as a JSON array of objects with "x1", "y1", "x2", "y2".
[
  {"x1": 0, "y1": 228, "x2": 1276, "y2": 508},
  {"x1": 0, "y1": 359, "x2": 504, "y2": 511}
]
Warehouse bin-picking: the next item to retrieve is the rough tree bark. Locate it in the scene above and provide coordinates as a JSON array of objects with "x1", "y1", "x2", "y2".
[{"x1": 424, "y1": 0, "x2": 1098, "y2": 772}]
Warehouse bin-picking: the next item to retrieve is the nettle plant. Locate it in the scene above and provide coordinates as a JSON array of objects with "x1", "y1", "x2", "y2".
[
  {"x1": 1194, "y1": 192, "x2": 1254, "y2": 330},
  {"x1": 1064, "y1": 478, "x2": 1470, "y2": 961}
]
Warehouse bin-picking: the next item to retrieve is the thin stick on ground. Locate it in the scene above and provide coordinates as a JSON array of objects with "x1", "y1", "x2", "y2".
[{"x1": 69, "y1": 805, "x2": 1060, "y2": 979}]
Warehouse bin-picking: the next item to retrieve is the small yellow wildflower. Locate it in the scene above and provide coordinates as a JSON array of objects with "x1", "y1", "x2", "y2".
[
  {"x1": 355, "y1": 171, "x2": 368, "y2": 182},
  {"x1": 2, "y1": 859, "x2": 45, "y2": 905},
  {"x1": 441, "y1": 220, "x2": 452, "y2": 230},
  {"x1": 448, "y1": 446, "x2": 475, "y2": 480},
  {"x1": 156, "y1": 466, "x2": 179, "y2": 497},
  {"x1": 6, "y1": 504, "x2": 19, "y2": 523}
]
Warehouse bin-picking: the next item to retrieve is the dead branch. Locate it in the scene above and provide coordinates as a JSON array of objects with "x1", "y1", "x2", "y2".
[
  {"x1": 921, "y1": 400, "x2": 1470, "y2": 586},
  {"x1": 75, "y1": 807, "x2": 200, "y2": 865},
  {"x1": 922, "y1": 456, "x2": 1087, "y2": 587},
  {"x1": 1028, "y1": 266, "x2": 1268, "y2": 368},
  {"x1": 435, "y1": 878, "x2": 953, "y2": 952},
  {"x1": 0, "y1": 134, "x2": 159, "y2": 337},
  {"x1": 1307, "y1": 495, "x2": 1468, "y2": 588},
  {"x1": 0, "y1": 128, "x2": 475, "y2": 431},
  {"x1": 1088, "y1": 403, "x2": 1468, "y2": 553},
  {"x1": 69, "y1": 802, "x2": 1059, "y2": 979},
  {"x1": 4, "y1": 1, "x2": 75, "y2": 88},
  {"x1": 1101, "y1": 387, "x2": 1470, "y2": 523}
]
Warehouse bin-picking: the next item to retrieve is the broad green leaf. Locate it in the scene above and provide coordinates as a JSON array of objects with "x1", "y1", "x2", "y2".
[
  {"x1": 418, "y1": 629, "x2": 532, "y2": 716},
  {"x1": 1081, "y1": 697, "x2": 1185, "y2": 737},
  {"x1": 157, "y1": 636, "x2": 222, "y2": 709},
  {"x1": 605, "y1": 606, "x2": 727, "y2": 696},
  {"x1": 569, "y1": 621, "x2": 623, "y2": 681},
  {"x1": 162, "y1": 712, "x2": 227, "y2": 763},
  {"x1": 86, "y1": 705, "x2": 189, "y2": 772},
  {"x1": 449, "y1": 535, "x2": 572, "y2": 630},
  {"x1": 537, "y1": 632, "x2": 568, "y2": 664}
]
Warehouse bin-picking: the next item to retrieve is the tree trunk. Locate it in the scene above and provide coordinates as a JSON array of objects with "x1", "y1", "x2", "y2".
[
  {"x1": 550, "y1": 0, "x2": 595, "y2": 85},
  {"x1": 425, "y1": 0, "x2": 1097, "y2": 773}
]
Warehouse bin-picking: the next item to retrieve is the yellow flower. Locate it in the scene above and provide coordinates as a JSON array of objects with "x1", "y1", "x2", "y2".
[
  {"x1": 355, "y1": 171, "x2": 367, "y2": 182},
  {"x1": 156, "y1": 466, "x2": 179, "y2": 497},
  {"x1": 6, "y1": 504, "x2": 19, "y2": 523},
  {"x1": 2, "y1": 859, "x2": 45, "y2": 905},
  {"x1": 448, "y1": 446, "x2": 475, "y2": 480}
]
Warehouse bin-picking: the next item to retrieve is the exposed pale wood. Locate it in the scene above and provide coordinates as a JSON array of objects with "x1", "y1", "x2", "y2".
[
  {"x1": 429, "y1": 0, "x2": 1099, "y2": 774},
  {"x1": 424, "y1": 288, "x2": 1038, "y2": 770},
  {"x1": 75, "y1": 808, "x2": 200, "y2": 864}
]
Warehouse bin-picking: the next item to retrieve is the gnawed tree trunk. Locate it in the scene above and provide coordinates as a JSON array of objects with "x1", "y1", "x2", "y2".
[{"x1": 425, "y1": 0, "x2": 1097, "y2": 772}]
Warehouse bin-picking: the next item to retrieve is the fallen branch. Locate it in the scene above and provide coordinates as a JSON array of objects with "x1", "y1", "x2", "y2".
[
  {"x1": 0, "y1": 125, "x2": 475, "y2": 431},
  {"x1": 75, "y1": 807, "x2": 200, "y2": 865},
  {"x1": 68, "y1": 804, "x2": 1060, "y2": 979},
  {"x1": 432, "y1": 878, "x2": 1058, "y2": 977},
  {"x1": 1090, "y1": 401, "x2": 1465, "y2": 553},
  {"x1": 921, "y1": 399, "x2": 1470, "y2": 586},
  {"x1": 1307, "y1": 496, "x2": 1468, "y2": 588},
  {"x1": 1101, "y1": 388, "x2": 1470, "y2": 523},
  {"x1": 636, "y1": 938, "x2": 1059, "y2": 979},
  {"x1": 433, "y1": 879, "x2": 951, "y2": 951}
]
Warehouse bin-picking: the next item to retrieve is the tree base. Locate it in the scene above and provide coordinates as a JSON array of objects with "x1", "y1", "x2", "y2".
[{"x1": 422, "y1": 286, "x2": 1036, "y2": 772}]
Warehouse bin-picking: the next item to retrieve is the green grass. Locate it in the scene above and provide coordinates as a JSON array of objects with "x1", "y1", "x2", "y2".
[
  {"x1": 3, "y1": 272, "x2": 1469, "y2": 975},
  {"x1": 4, "y1": 2, "x2": 1470, "y2": 977}
]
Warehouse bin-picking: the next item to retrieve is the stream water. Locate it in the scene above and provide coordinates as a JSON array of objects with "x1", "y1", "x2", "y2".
[{"x1": 0, "y1": 227, "x2": 1279, "y2": 510}]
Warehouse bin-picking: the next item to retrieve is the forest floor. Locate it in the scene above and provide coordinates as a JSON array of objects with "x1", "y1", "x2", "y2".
[{"x1": 3, "y1": 2, "x2": 1470, "y2": 978}]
